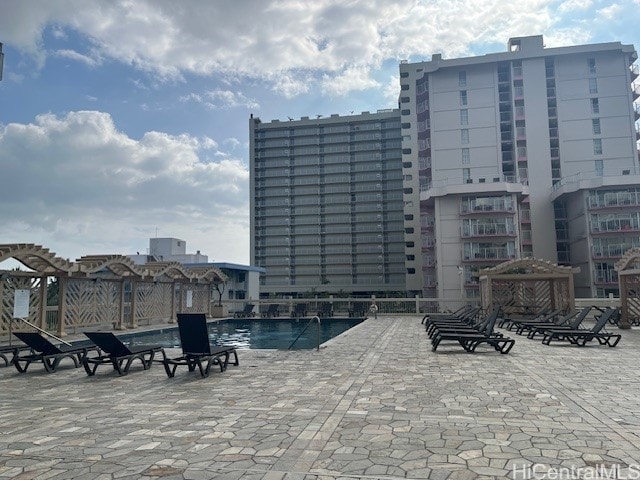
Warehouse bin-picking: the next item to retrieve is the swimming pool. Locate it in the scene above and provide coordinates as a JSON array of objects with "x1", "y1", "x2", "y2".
[{"x1": 120, "y1": 317, "x2": 365, "y2": 350}]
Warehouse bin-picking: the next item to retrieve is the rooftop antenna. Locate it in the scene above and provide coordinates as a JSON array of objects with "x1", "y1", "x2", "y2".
[
  {"x1": 288, "y1": 116, "x2": 293, "y2": 121},
  {"x1": 316, "y1": 114, "x2": 322, "y2": 118}
]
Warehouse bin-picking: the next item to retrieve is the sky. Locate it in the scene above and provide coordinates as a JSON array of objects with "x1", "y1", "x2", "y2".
[{"x1": 0, "y1": 0, "x2": 639, "y2": 266}]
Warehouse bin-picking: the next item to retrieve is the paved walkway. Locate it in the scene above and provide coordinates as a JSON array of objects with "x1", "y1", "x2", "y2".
[{"x1": 1, "y1": 316, "x2": 640, "y2": 479}]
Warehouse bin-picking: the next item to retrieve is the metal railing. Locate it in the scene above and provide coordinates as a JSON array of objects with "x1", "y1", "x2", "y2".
[{"x1": 288, "y1": 316, "x2": 321, "y2": 350}]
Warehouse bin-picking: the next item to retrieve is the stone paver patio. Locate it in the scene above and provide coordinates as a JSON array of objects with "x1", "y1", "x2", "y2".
[{"x1": 1, "y1": 315, "x2": 640, "y2": 479}]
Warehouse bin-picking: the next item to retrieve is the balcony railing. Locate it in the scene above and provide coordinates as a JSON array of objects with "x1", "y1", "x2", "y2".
[
  {"x1": 588, "y1": 190, "x2": 640, "y2": 209},
  {"x1": 462, "y1": 224, "x2": 516, "y2": 237},
  {"x1": 463, "y1": 248, "x2": 516, "y2": 261},
  {"x1": 593, "y1": 270, "x2": 618, "y2": 284},
  {"x1": 591, "y1": 218, "x2": 640, "y2": 233}
]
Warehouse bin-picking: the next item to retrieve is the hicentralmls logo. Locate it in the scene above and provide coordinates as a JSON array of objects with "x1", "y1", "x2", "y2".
[{"x1": 512, "y1": 463, "x2": 640, "y2": 479}]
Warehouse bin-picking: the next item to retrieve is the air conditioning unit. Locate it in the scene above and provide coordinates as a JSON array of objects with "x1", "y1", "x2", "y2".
[
  {"x1": 466, "y1": 179, "x2": 473, "y2": 184},
  {"x1": 493, "y1": 177, "x2": 500, "y2": 182},
  {"x1": 623, "y1": 169, "x2": 631, "y2": 175},
  {"x1": 478, "y1": 178, "x2": 486, "y2": 183}
]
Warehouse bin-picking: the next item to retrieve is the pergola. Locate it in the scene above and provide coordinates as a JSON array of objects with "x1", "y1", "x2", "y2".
[
  {"x1": 479, "y1": 258, "x2": 579, "y2": 318},
  {"x1": 614, "y1": 248, "x2": 640, "y2": 329},
  {"x1": 0, "y1": 243, "x2": 226, "y2": 337}
]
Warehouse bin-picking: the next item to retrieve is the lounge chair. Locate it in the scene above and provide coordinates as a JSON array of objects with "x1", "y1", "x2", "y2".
[
  {"x1": 542, "y1": 307, "x2": 621, "y2": 347},
  {"x1": 234, "y1": 304, "x2": 256, "y2": 318},
  {"x1": 163, "y1": 313, "x2": 239, "y2": 378},
  {"x1": 317, "y1": 303, "x2": 333, "y2": 318},
  {"x1": 424, "y1": 306, "x2": 482, "y2": 336},
  {"x1": 261, "y1": 304, "x2": 280, "y2": 318},
  {"x1": 513, "y1": 309, "x2": 580, "y2": 336},
  {"x1": 427, "y1": 308, "x2": 497, "y2": 340},
  {"x1": 12, "y1": 331, "x2": 99, "y2": 373},
  {"x1": 0, "y1": 345, "x2": 21, "y2": 367},
  {"x1": 502, "y1": 309, "x2": 563, "y2": 332},
  {"x1": 291, "y1": 303, "x2": 308, "y2": 318},
  {"x1": 422, "y1": 305, "x2": 471, "y2": 325},
  {"x1": 498, "y1": 306, "x2": 552, "y2": 329},
  {"x1": 431, "y1": 307, "x2": 515, "y2": 354},
  {"x1": 348, "y1": 302, "x2": 368, "y2": 318},
  {"x1": 82, "y1": 332, "x2": 165, "y2": 376},
  {"x1": 526, "y1": 307, "x2": 591, "y2": 339}
]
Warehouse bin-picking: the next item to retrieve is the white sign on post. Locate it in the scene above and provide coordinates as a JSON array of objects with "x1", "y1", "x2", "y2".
[
  {"x1": 13, "y1": 289, "x2": 30, "y2": 318},
  {"x1": 186, "y1": 290, "x2": 193, "y2": 308}
]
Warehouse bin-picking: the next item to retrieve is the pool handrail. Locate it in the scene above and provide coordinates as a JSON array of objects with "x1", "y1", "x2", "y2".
[{"x1": 288, "y1": 316, "x2": 321, "y2": 351}]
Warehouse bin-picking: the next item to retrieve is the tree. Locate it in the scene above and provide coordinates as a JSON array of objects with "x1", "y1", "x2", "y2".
[{"x1": 213, "y1": 282, "x2": 225, "y2": 306}]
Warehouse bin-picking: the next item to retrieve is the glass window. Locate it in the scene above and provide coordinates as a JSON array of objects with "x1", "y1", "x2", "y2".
[
  {"x1": 462, "y1": 148, "x2": 470, "y2": 165},
  {"x1": 595, "y1": 159, "x2": 604, "y2": 176},
  {"x1": 460, "y1": 109, "x2": 468, "y2": 125},
  {"x1": 588, "y1": 58, "x2": 596, "y2": 75},
  {"x1": 593, "y1": 139, "x2": 603, "y2": 155},
  {"x1": 460, "y1": 90, "x2": 468, "y2": 106},
  {"x1": 461, "y1": 129, "x2": 469, "y2": 144},
  {"x1": 463, "y1": 168, "x2": 471, "y2": 182},
  {"x1": 592, "y1": 118, "x2": 601, "y2": 135},
  {"x1": 591, "y1": 98, "x2": 599, "y2": 114},
  {"x1": 459, "y1": 71, "x2": 467, "y2": 87},
  {"x1": 589, "y1": 78, "x2": 598, "y2": 94}
]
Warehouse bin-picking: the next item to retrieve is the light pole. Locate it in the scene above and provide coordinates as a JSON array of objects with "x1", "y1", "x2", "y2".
[{"x1": 0, "y1": 42, "x2": 4, "y2": 81}]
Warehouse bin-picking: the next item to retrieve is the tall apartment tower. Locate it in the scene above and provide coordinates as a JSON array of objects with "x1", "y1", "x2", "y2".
[
  {"x1": 400, "y1": 35, "x2": 639, "y2": 299},
  {"x1": 250, "y1": 110, "x2": 410, "y2": 297}
]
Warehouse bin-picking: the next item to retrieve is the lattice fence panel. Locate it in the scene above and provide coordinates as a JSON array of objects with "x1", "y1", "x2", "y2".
[
  {"x1": 64, "y1": 279, "x2": 120, "y2": 330},
  {"x1": 0, "y1": 276, "x2": 42, "y2": 335},
  {"x1": 553, "y1": 279, "x2": 572, "y2": 313},
  {"x1": 489, "y1": 279, "x2": 555, "y2": 317},
  {"x1": 625, "y1": 277, "x2": 640, "y2": 325},
  {"x1": 179, "y1": 284, "x2": 210, "y2": 313},
  {"x1": 134, "y1": 282, "x2": 173, "y2": 324}
]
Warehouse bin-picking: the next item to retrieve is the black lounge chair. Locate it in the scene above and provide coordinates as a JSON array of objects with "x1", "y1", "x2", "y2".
[
  {"x1": 348, "y1": 302, "x2": 368, "y2": 318},
  {"x1": 12, "y1": 331, "x2": 99, "y2": 373},
  {"x1": 525, "y1": 307, "x2": 592, "y2": 339},
  {"x1": 431, "y1": 307, "x2": 515, "y2": 354},
  {"x1": 292, "y1": 303, "x2": 308, "y2": 318},
  {"x1": 427, "y1": 308, "x2": 497, "y2": 340},
  {"x1": 422, "y1": 305, "x2": 471, "y2": 325},
  {"x1": 261, "y1": 304, "x2": 280, "y2": 318},
  {"x1": 317, "y1": 303, "x2": 333, "y2": 318},
  {"x1": 503, "y1": 309, "x2": 563, "y2": 332},
  {"x1": 82, "y1": 332, "x2": 165, "y2": 376},
  {"x1": 234, "y1": 304, "x2": 255, "y2": 318},
  {"x1": 0, "y1": 345, "x2": 22, "y2": 367},
  {"x1": 424, "y1": 306, "x2": 482, "y2": 336},
  {"x1": 163, "y1": 313, "x2": 239, "y2": 378},
  {"x1": 542, "y1": 307, "x2": 621, "y2": 347},
  {"x1": 498, "y1": 307, "x2": 552, "y2": 329},
  {"x1": 513, "y1": 309, "x2": 579, "y2": 336}
]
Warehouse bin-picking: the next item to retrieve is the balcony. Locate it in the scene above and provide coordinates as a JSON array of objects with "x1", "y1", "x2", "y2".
[
  {"x1": 633, "y1": 83, "x2": 640, "y2": 101},
  {"x1": 593, "y1": 270, "x2": 618, "y2": 285},
  {"x1": 587, "y1": 190, "x2": 640, "y2": 209},
  {"x1": 631, "y1": 64, "x2": 639, "y2": 82},
  {"x1": 462, "y1": 224, "x2": 516, "y2": 238},
  {"x1": 591, "y1": 219, "x2": 640, "y2": 234},
  {"x1": 463, "y1": 247, "x2": 516, "y2": 262},
  {"x1": 460, "y1": 199, "x2": 515, "y2": 214}
]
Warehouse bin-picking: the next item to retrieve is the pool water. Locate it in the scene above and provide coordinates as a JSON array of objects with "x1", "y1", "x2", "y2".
[{"x1": 120, "y1": 317, "x2": 365, "y2": 350}]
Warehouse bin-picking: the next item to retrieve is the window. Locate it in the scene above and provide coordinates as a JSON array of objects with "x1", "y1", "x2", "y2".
[
  {"x1": 460, "y1": 109, "x2": 468, "y2": 125},
  {"x1": 400, "y1": 96, "x2": 410, "y2": 103},
  {"x1": 460, "y1": 90, "x2": 468, "y2": 106},
  {"x1": 592, "y1": 118, "x2": 601, "y2": 135},
  {"x1": 591, "y1": 98, "x2": 599, "y2": 114},
  {"x1": 461, "y1": 129, "x2": 469, "y2": 144},
  {"x1": 462, "y1": 148, "x2": 470, "y2": 165},
  {"x1": 595, "y1": 159, "x2": 604, "y2": 176},
  {"x1": 459, "y1": 71, "x2": 467, "y2": 87},
  {"x1": 589, "y1": 78, "x2": 598, "y2": 94},
  {"x1": 588, "y1": 58, "x2": 596, "y2": 75},
  {"x1": 401, "y1": 109, "x2": 410, "y2": 115},
  {"x1": 463, "y1": 168, "x2": 471, "y2": 182},
  {"x1": 401, "y1": 84, "x2": 409, "y2": 90},
  {"x1": 593, "y1": 139, "x2": 602, "y2": 155}
]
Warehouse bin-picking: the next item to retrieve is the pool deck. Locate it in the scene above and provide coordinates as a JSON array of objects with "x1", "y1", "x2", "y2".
[{"x1": 2, "y1": 315, "x2": 640, "y2": 479}]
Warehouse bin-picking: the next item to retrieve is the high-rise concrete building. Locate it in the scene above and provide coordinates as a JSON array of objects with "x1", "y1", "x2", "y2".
[
  {"x1": 250, "y1": 110, "x2": 411, "y2": 297},
  {"x1": 400, "y1": 35, "x2": 639, "y2": 299},
  {"x1": 250, "y1": 35, "x2": 639, "y2": 300}
]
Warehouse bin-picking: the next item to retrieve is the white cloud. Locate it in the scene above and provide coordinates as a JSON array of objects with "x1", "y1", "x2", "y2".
[
  {"x1": 597, "y1": 4, "x2": 622, "y2": 20},
  {"x1": 0, "y1": 0, "x2": 587, "y2": 97},
  {"x1": 54, "y1": 48, "x2": 102, "y2": 67},
  {"x1": 0, "y1": 110, "x2": 250, "y2": 262},
  {"x1": 181, "y1": 89, "x2": 260, "y2": 109},
  {"x1": 322, "y1": 65, "x2": 380, "y2": 96},
  {"x1": 558, "y1": 0, "x2": 593, "y2": 13}
]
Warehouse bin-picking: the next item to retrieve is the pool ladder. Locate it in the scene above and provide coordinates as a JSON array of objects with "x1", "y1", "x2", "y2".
[{"x1": 288, "y1": 315, "x2": 321, "y2": 351}]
